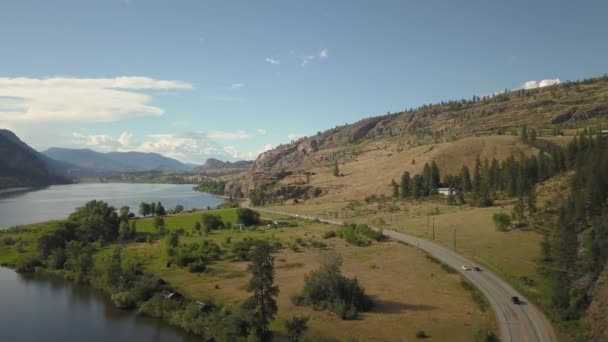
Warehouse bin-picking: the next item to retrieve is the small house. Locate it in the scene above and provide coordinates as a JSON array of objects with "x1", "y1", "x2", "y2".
[{"x1": 437, "y1": 188, "x2": 454, "y2": 196}]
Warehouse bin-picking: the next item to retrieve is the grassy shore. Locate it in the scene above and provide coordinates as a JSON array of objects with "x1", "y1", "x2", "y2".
[{"x1": 0, "y1": 208, "x2": 495, "y2": 341}]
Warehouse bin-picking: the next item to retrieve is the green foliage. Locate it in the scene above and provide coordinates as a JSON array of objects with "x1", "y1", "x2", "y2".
[
  {"x1": 284, "y1": 316, "x2": 309, "y2": 342},
  {"x1": 250, "y1": 188, "x2": 267, "y2": 207},
  {"x1": 195, "y1": 179, "x2": 226, "y2": 195},
  {"x1": 153, "y1": 217, "x2": 165, "y2": 232},
  {"x1": 492, "y1": 212, "x2": 511, "y2": 232},
  {"x1": 202, "y1": 213, "x2": 225, "y2": 230},
  {"x1": 293, "y1": 252, "x2": 372, "y2": 319},
  {"x1": 337, "y1": 224, "x2": 385, "y2": 246},
  {"x1": 242, "y1": 241, "x2": 279, "y2": 340},
  {"x1": 237, "y1": 208, "x2": 261, "y2": 226},
  {"x1": 64, "y1": 241, "x2": 95, "y2": 280},
  {"x1": 67, "y1": 200, "x2": 120, "y2": 243},
  {"x1": 188, "y1": 260, "x2": 207, "y2": 273},
  {"x1": 15, "y1": 256, "x2": 42, "y2": 273},
  {"x1": 173, "y1": 240, "x2": 222, "y2": 267}
]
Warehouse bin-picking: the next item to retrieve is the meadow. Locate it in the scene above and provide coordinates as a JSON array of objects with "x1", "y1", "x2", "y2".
[{"x1": 0, "y1": 208, "x2": 496, "y2": 341}]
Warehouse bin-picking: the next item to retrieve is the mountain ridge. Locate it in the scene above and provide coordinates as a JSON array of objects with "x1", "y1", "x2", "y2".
[{"x1": 42, "y1": 147, "x2": 195, "y2": 173}]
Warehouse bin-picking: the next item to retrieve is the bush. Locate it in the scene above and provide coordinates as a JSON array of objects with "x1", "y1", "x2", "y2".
[
  {"x1": 337, "y1": 224, "x2": 385, "y2": 246},
  {"x1": 188, "y1": 260, "x2": 207, "y2": 273},
  {"x1": 493, "y1": 212, "x2": 511, "y2": 231},
  {"x1": 16, "y1": 256, "x2": 42, "y2": 273},
  {"x1": 285, "y1": 316, "x2": 309, "y2": 342},
  {"x1": 202, "y1": 214, "x2": 224, "y2": 230},
  {"x1": 416, "y1": 330, "x2": 429, "y2": 339},
  {"x1": 1, "y1": 236, "x2": 18, "y2": 246},
  {"x1": 112, "y1": 291, "x2": 136, "y2": 309},
  {"x1": 294, "y1": 252, "x2": 372, "y2": 319},
  {"x1": 236, "y1": 208, "x2": 260, "y2": 226},
  {"x1": 322, "y1": 231, "x2": 337, "y2": 239}
]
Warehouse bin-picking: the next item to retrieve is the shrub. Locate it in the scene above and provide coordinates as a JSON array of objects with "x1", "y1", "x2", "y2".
[
  {"x1": 236, "y1": 208, "x2": 260, "y2": 226},
  {"x1": 16, "y1": 256, "x2": 42, "y2": 273},
  {"x1": 1, "y1": 236, "x2": 18, "y2": 246},
  {"x1": 322, "y1": 231, "x2": 337, "y2": 239},
  {"x1": 294, "y1": 252, "x2": 372, "y2": 319},
  {"x1": 493, "y1": 212, "x2": 511, "y2": 231},
  {"x1": 202, "y1": 214, "x2": 224, "y2": 230},
  {"x1": 285, "y1": 316, "x2": 309, "y2": 342},
  {"x1": 188, "y1": 260, "x2": 207, "y2": 273},
  {"x1": 416, "y1": 330, "x2": 429, "y2": 339}
]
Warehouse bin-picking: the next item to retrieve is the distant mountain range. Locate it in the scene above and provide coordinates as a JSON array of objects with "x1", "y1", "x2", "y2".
[
  {"x1": 0, "y1": 129, "x2": 71, "y2": 189},
  {"x1": 0, "y1": 129, "x2": 254, "y2": 189},
  {"x1": 193, "y1": 158, "x2": 254, "y2": 175},
  {"x1": 42, "y1": 148, "x2": 196, "y2": 173}
]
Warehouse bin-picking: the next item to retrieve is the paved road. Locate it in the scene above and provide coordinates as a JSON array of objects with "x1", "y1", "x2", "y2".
[{"x1": 259, "y1": 208, "x2": 557, "y2": 342}]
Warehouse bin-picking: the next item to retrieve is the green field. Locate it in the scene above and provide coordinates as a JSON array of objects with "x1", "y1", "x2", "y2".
[{"x1": 0, "y1": 208, "x2": 496, "y2": 341}]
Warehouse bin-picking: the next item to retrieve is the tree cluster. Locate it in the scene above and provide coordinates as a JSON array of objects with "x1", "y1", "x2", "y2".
[{"x1": 138, "y1": 201, "x2": 166, "y2": 217}]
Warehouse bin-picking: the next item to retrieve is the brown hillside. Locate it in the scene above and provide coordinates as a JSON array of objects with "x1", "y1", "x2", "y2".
[{"x1": 227, "y1": 75, "x2": 608, "y2": 201}]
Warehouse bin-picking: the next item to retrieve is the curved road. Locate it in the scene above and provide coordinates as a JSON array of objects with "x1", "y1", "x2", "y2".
[{"x1": 259, "y1": 208, "x2": 557, "y2": 342}]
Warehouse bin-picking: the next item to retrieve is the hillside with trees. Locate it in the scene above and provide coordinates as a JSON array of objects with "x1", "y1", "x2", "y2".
[
  {"x1": 0, "y1": 129, "x2": 71, "y2": 189},
  {"x1": 227, "y1": 75, "x2": 608, "y2": 204}
]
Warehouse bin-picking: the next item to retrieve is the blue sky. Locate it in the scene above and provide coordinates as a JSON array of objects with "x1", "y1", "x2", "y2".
[{"x1": 1, "y1": 0, "x2": 607, "y2": 163}]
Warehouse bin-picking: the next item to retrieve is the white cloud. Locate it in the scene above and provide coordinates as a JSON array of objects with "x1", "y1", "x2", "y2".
[
  {"x1": 522, "y1": 78, "x2": 561, "y2": 90},
  {"x1": 72, "y1": 132, "x2": 118, "y2": 151},
  {"x1": 66, "y1": 130, "x2": 264, "y2": 163},
  {"x1": 118, "y1": 132, "x2": 133, "y2": 148},
  {"x1": 228, "y1": 82, "x2": 245, "y2": 90},
  {"x1": 264, "y1": 58, "x2": 280, "y2": 65},
  {"x1": 0, "y1": 76, "x2": 192, "y2": 122},
  {"x1": 206, "y1": 130, "x2": 250, "y2": 140},
  {"x1": 319, "y1": 48, "x2": 328, "y2": 59},
  {"x1": 256, "y1": 128, "x2": 267, "y2": 135}
]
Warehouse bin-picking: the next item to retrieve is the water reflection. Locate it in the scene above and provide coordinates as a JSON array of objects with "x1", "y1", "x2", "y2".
[{"x1": 0, "y1": 268, "x2": 198, "y2": 342}]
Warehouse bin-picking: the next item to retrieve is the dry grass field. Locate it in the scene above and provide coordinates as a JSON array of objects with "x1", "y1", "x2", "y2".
[
  {"x1": 292, "y1": 135, "x2": 542, "y2": 202},
  {"x1": 123, "y1": 210, "x2": 495, "y2": 341}
]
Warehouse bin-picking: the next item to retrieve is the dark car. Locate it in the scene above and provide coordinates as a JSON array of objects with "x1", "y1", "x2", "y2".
[
  {"x1": 473, "y1": 266, "x2": 482, "y2": 271},
  {"x1": 511, "y1": 296, "x2": 521, "y2": 304}
]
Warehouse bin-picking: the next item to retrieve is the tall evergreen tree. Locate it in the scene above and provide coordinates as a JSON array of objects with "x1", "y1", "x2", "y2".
[
  {"x1": 243, "y1": 241, "x2": 279, "y2": 340},
  {"x1": 472, "y1": 156, "x2": 482, "y2": 206},
  {"x1": 460, "y1": 166, "x2": 472, "y2": 192},
  {"x1": 400, "y1": 172, "x2": 411, "y2": 198}
]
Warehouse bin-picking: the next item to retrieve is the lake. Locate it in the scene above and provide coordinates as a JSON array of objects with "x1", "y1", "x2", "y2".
[
  {"x1": 0, "y1": 183, "x2": 224, "y2": 229},
  {"x1": 0, "y1": 267, "x2": 199, "y2": 342}
]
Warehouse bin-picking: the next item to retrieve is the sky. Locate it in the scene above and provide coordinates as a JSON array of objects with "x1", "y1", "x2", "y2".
[{"x1": 1, "y1": 0, "x2": 607, "y2": 164}]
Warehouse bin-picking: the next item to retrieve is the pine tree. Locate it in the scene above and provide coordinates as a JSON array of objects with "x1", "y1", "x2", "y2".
[
  {"x1": 430, "y1": 161, "x2": 441, "y2": 194},
  {"x1": 460, "y1": 166, "x2": 472, "y2": 192},
  {"x1": 422, "y1": 163, "x2": 432, "y2": 196},
  {"x1": 243, "y1": 241, "x2": 279, "y2": 340},
  {"x1": 333, "y1": 160, "x2": 340, "y2": 177},
  {"x1": 391, "y1": 179, "x2": 399, "y2": 198},
  {"x1": 400, "y1": 172, "x2": 411, "y2": 198},
  {"x1": 472, "y1": 156, "x2": 482, "y2": 206}
]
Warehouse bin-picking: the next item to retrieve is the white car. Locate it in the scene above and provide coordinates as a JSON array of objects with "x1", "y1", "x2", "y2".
[{"x1": 461, "y1": 265, "x2": 470, "y2": 271}]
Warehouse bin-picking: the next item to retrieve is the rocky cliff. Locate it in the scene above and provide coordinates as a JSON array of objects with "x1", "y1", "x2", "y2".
[{"x1": 227, "y1": 76, "x2": 608, "y2": 200}]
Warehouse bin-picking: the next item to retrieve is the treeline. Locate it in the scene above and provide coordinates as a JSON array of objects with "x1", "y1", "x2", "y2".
[
  {"x1": 195, "y1": 179, "x2": 226, "y2": 195},
  {"x1": 138, "y1": 201, "x2": 166, "y2": 217},
  {"x1": 391, "y1": 142, "x2": 569, "y2": 208},
  {"x1": 544, "y1": 129, "x2": 608, "y2": 330}
]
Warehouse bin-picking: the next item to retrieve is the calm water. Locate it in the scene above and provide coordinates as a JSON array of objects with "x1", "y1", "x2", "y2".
[
  {"x1": 0, "y1": 183, "x2": 223, "y2": 229},
  {"x1": 0, "y1": 267, "x2": 199, "y2": 342}
]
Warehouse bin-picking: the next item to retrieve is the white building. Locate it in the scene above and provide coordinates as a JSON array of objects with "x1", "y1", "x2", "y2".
[{"x1": 437, "y1": 187, "x2": 454, "y2": 196}]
